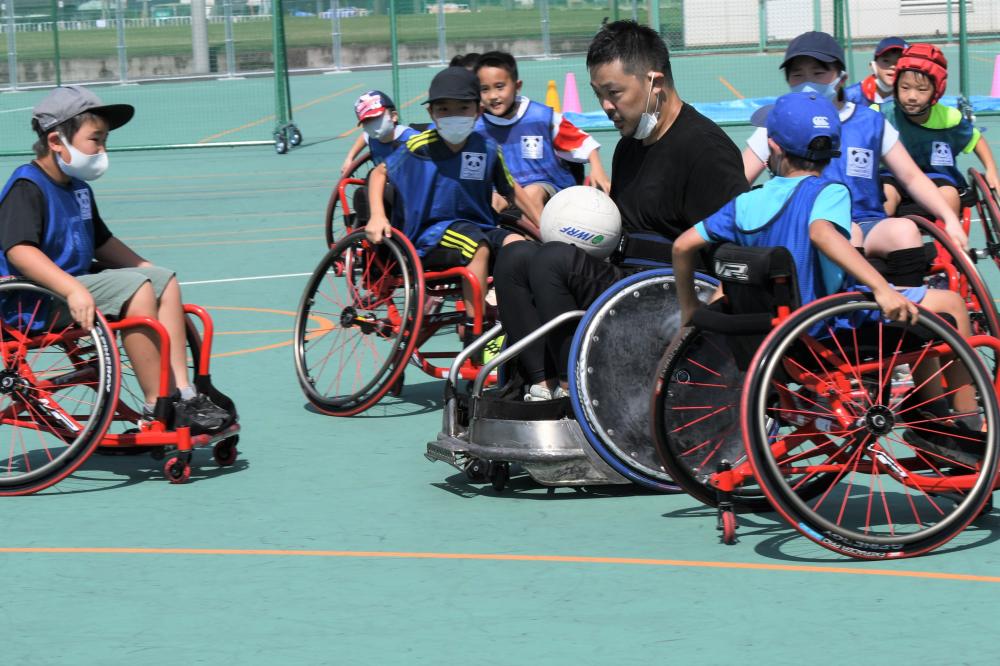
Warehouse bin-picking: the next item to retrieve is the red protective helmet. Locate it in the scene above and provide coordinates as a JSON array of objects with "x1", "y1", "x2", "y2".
[{"x1": 895, "y1": 43, "x2": 948, "y2": 104}]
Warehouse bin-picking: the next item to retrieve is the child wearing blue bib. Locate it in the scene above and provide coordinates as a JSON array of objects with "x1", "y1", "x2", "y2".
[
  {"x1": 364, "y1": 67, "x2": 541, "y2": 345},
  {"x1": 340, "y1": 90, "x2": 420, "y2": 176},
  {"x1": 742, "y1": 31, "x2": 967, "y2": 289},
  {"x1": 474, "y1": 51, "x2": 609, "y2": 212},
  {"x1": 676, "y1": 92, "x2": 977, "y2": 428},
  {"x1": 0, "y1": 86, "x2": 230, "y2": 434}
]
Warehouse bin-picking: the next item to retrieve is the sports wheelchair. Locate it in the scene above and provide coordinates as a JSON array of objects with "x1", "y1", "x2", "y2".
[
  {"x1": 300, "y1": 145, "x2": 563, "y2": 416},
  {"x1": 425, "y1": 252, "x2": 719, "y2": 492},
  {"x1": 0, "y1": 279, "x2": 240, "y2": 496},
  {"x1": 652, "y1": 242, "x2": 1000, "y2": 560}
]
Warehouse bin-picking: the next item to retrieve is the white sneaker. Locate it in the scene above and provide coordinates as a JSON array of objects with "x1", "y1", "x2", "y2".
[{"x1": 524, "y1": 384, "x2": 569, "y2": 401}]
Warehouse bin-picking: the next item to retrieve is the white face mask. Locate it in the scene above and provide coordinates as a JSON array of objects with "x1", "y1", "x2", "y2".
[
  {"x1": 871, "y1": 61, "x2": 894, "y2": 94},
  {"x1": 789, "y1": 72, "x2": 846, "y2": 103},
  {"x1": 363, "y1": 113, "x2": 395, "y2": 142},
  {"x1": 633, "y1": 75, "x2": 661, "y2": 140},
  {"x1": 56, "y1": 134, "x2": 108, "y2": 181},
  {"x1": 435, "y1": 115, "x2": 476, "y2": 144}
]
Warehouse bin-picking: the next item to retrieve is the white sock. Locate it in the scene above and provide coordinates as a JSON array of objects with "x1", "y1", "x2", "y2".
[{"x1": 178, "y1": 386, "x2": 197, "y2": 401}]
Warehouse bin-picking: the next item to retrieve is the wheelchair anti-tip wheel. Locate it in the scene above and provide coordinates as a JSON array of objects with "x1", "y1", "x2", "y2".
[
  {"x1": 294, "y1": 229, "x2": 425, "y2": 416},
  {"x1": 568, "y1": 268, "x2": 717, "y2": 492},
  {"x1": 743, "y1": 293, "x2": 1000, "y2": 559},
  {"x1": 0, "y1": 281, "x2": 121, "y2": 495}
]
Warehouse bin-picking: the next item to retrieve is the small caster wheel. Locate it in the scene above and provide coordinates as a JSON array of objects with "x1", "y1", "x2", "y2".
[
  {"x1": 274, "y1": 135, "x2": 288, "y2": 154},
  {"x1": 720, "y1": 510, "x2": 738, "y2": 545},
  {"x1": 164, "y1": 456, "x2": 191, "y2": 484},
  {"x1": 463, "y1": 457, "x2": 488, "y2": 483},
  {"x1": 213, "y1": 436, "x2": 239, "y2": 467},
  {"x1": 289, "y1": 127, "x2": 302, "y2": 147},
  {"x1": 490, "y1": 461, "x2": 509, "y2": 492}
]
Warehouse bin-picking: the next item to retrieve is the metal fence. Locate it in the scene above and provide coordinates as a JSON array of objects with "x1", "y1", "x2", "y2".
[{"x1": 0, "y1": 0, "x2": 995, "y2": 150}]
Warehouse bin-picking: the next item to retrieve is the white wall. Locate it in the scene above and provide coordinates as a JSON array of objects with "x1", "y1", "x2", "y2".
[{"x1": 683, "y1": 0, "x2": 1000, "y2": 48}]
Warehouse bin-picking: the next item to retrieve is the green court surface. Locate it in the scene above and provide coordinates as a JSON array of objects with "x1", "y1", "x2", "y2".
[{"x1": 4, "y1": 73, "x2": 1000, "y2": 664}]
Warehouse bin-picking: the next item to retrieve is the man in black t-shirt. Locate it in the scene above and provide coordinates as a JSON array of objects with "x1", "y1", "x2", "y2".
[{"x1": 493, "y1": 20, "x2": 748, "y2": 400}]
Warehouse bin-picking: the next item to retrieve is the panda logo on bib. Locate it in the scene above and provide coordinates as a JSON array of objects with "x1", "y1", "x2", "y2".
[
  {"x1": 460, "y1": 152, "x2": 486, "y2": 180},
  {"x1": 74, "y1": 188, "x2": 93, "y2": 221},
  {"x1": 521, "y1": 135, "x2": 543, "y2": 160},
  {"x1": 931, "y1": 141, "x2": 954, "y2": 167},
  {"x1": 846, "y1": 147, "x2": 873, "y2": 179}
]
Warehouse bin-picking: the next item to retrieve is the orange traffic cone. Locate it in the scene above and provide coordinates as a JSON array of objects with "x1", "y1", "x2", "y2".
[{"x1": 545, "y1": 79, "x2": 561, "y2": 112}]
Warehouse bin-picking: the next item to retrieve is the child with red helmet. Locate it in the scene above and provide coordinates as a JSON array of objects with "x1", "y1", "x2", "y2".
[{"x1": 881, "y1": 43, "x2": 1000, "y2": 215}]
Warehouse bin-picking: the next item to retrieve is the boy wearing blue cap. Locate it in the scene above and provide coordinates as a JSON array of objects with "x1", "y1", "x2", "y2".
[
  {"x1": 844, "y1": 37, "x2": 908, "y2": 108},
  {"x1": 674, "y1": 91, "x2": 978, "y2": 426},
  {"x1": 675, "y1": 92, "x2": 969, "y2": 334},
  {"x1": 365, "y1": 67, "x2": 541, "y2": 346},
  {"x1": 340, "y1": 90, "x2": 419, "y2": 176}
]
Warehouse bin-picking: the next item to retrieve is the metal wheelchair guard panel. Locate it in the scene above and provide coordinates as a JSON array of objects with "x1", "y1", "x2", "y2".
[
  {"x1": 426, "y1": 313, "x2": 628, "y2": 488},
  {"x1": 569, "y1": 268, "x2": 718, "y2": 492}
]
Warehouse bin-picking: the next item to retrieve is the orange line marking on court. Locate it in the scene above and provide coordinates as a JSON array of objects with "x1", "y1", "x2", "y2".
[
  {"x1": 718, "y1": 76, "x2": 745, "y2": 100},
  {"x1": 336, "y1": 93, "x2": 425, "y2": 138},
  {"x1": 195, "y1": 305, "x2": 332, "y2": 357},
  {"x1": 1, "y1": 546, "x2": 998, "y2": 583},
  {"x1": 198, "y1": 83, "x2": 363, "y2": 144}
]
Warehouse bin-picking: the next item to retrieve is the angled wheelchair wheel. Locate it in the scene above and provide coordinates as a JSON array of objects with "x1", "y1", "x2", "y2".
[
  {"x1": 652, "y1": 327, "x2": 770, "y2": 510},
  {"x1": 969, "y1": 167, "x2": 1000, "y2": 270},
  {"x1": 294, "y1": 230, "x2": 425, "y2": 416},
  {"x1": 742, "y1": 293, "x2": 999, "y2": 559},
  {"x1": 0, "y1": 281, "x2": 120, "y2": 495},
  {"x1": 568, "y1": 268, "x2": 717, "y2": 492},
  {"x1": 908, "y1": 214, "x2": 1000, "y2": 339},
  {"x1": 325, "y1": 154, "x2": 373, "y2": 247}
]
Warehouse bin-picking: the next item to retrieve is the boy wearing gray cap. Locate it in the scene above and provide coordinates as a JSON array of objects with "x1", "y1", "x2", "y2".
[{"x1": 0, "y1": 85, "x2": 230, "y2": 434}]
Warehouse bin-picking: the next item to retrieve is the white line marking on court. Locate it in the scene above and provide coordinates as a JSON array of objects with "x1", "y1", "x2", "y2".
[
  {"x1": 0, "y1": 106, "x2": 33, "y2": 115},
  {"x1": 180, "y1": 272, "x2": 312, "y2": 286}
]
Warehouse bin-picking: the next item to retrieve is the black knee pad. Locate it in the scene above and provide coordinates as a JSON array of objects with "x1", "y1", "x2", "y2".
[{"x1": 886, "y1": 247, "x2": 930, "y2": 287}]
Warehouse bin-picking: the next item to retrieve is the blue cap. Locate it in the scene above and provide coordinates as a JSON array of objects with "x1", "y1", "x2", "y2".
[
  {"x1": 874, "y1": 37, "x2": 908, "y2": 58},
  {"x1": 781, "y1": 31, "x2": 846, "y2": 69},
  {"x1": 750, "y1": 92, "x2": 841, "y2": 161}
]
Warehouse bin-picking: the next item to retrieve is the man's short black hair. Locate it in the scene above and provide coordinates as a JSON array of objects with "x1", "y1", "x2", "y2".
[
  {"x1": 586, "y1": 20, "x2": 673, "y2": 88},
  {"x1": 475, "y1": 51, "x2": 518, "y2": 81},
  {"x1": 449, "y1": 52, "x2": 481, "y2": 70},
  {"x1": 30, "y1": 111, "x2": 101, "y2": 159}
]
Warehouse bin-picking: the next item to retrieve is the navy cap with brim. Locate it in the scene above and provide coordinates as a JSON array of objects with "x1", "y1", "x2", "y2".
[
  {"x1": 424, "y1": 66, "x2": 481, "y2": 104},
  {"x1": 874, "y1": 37, "x2": 908, "y2": 57},
  {"x1": 780, "y1": 31, "x2": 846, "y2": 69}
]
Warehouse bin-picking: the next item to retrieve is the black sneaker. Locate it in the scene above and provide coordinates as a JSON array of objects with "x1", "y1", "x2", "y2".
[
  {"x1": 903, "y1": 410, "x2": 986, "y2": 469},
  {"x1": 173, "y1": 394, "x2": 230, "y2": 435}
]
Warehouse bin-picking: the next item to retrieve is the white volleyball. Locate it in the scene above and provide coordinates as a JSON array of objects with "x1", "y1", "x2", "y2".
[{"x1": 539, "y1": 185, "x2": 622, "y2": 259}]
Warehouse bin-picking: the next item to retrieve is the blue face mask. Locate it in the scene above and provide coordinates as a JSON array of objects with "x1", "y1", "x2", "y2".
[{"x1": 789, "y1": 72, "x2": 845, "y2": 102}]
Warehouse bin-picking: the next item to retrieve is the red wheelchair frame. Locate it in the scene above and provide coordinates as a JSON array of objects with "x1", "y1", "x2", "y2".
[
  {"x1": 301, "y1": 147, "x2": 551, "y2": 416},
  {"x1": 0, "y1": 280, "x2": 239, "y2": 496}
]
